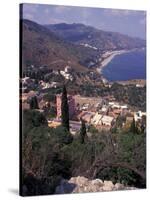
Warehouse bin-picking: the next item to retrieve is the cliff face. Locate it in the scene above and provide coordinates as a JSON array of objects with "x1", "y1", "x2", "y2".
[{"x1": 55, "y1": 176, "x2": 136, "y2": 194}]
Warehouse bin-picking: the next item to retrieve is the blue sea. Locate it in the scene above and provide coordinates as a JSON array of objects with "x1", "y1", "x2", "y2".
[{"x1": 102, "y1": 49, "x2": 146, "y2": 81}]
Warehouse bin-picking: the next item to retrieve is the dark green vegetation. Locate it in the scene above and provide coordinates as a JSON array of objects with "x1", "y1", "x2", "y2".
[
  {"x1": 22, "y1": 110, "x2": 73, "y2": 196},
  {"x1": 65, "y1": 80, "x2": 146, "y2": 111},
  {"x1": 80, "y1": 119, "x2": 87, "y2": 144},
  {"x1": 110, "y1": 83, "x2": 146, "y2": 111},
  {"x1": 46, "y1": 23, "x2": 145, "y2": 51},
  {"x1": 25, "y1": 66, "x2": 146, "y2": 111},
  {"x1": 64, "y1": 130, "x2": 146, "y2": 188},
  {"x1": 23, "y1": 65, "x2": 146, "y2": 112},
  {"x1": 23, "y1": 109, "x2": 48, "y2": 128},
  {"x1": 61, "y1": 85, "x2": 70, "y2": 131},
  {"x1": 22, "y1": 109, "x2": 146, "y2": 196},
  {"x1": 29, "y1": 96, "x2": 39, "y2": 109},
  {"x1": 76, "y1": 82, "x2": 146, "y2": 111}
]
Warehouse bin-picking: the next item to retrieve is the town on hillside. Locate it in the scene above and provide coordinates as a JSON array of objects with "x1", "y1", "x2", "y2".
[
  {"x1": 21, "y1": 64, "x2": 146, "y2": 196},
  {"x1": 20, "y1": 5, "x2": 146, "y2": 196},
  {"x1": 21, "y1": 65, "x2": 146, "y2": 135}
]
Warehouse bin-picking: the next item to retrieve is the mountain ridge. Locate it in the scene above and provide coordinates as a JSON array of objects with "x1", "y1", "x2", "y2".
[
  {"x1": 21, "y1": 19, "x2": 99, "y2": 71},
  {"x1": 21, "y1": 19, "x2": 146, "y2": 72},
  {"x1": 45, "y1": 22, "x2": 145, "y2": 51}
]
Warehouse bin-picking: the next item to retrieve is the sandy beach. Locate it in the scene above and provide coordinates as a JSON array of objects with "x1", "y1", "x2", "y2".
[{"x1": 97, "y1": 49, "x2": 129, "y2": 74}]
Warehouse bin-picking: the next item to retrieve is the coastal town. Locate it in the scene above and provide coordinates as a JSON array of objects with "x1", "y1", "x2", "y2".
[
  {"x1": 20, "y1": 7, "x2": 146, "y2": 196},
  {"x1": 21, "y1": 64, "x2": 146, "y2": 136}
]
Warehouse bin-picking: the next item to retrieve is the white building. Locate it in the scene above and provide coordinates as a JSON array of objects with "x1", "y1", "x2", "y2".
[
  {"x1": 120, "y1": 105, "x2": 128, "y2": 109},
  {"x1": 109, "y1": 102, "x2": 115, "y2": 106},
  {"x1": 109, "y1": 101, "x2": 128, "y2": 110},
  {"x1": 64, "y1": 66, "x2": 72, "y2": 73},
  {"x1": 134, "y1": 111, "x2": 146, "y2": 122},
  {"x1": 136, "y1": 84, "x2": 143, "y2": 88},
  {"x1": 21, "y1": 77, "x2": 30, "y2": 84},
  {"x1": 51, "y1": 82, "x2": 59, "y2": 88},
  {"x1": 101, "y1": 115, "x2": 114, "y2": 126},
  {"x1": 101, "y1": 105, "x2": 108, "y2": 112},
  {"x1": 60, "y1": 66, "x2": 73, "y2": 81},
  {"x1": 82, "y1": 104, "x2": 89, "y2": 111},
  {"x1": 112, "y1": 103, "x2": 120, "y2": 109},
  {"x1": 91, "y1": 113, "x2": 103, "y2": 125}
]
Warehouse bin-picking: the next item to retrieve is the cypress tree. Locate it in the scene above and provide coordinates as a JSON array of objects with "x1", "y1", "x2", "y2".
[
  {"x1": 61, "y1": 85, "x2": 69, "y2": 131},
  {"x1": 29, "y1": 96, "x2": 39, "y2": 110},
  {"x1": 80, "y1": 119, "x2": 87, "y2": 144},
  {"x1": 130, "y1": 118, "x2": 137, "y2": 134}
]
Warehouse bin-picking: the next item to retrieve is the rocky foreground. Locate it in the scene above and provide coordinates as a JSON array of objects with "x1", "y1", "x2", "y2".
[{"x1": 55, "y1": 176, "x2": 136, "y2": 194}]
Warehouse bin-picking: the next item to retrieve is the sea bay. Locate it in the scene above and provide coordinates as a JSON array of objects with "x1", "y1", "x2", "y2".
[{"x1": 102, "y1": 49, "x2": 146, "y2": 81}]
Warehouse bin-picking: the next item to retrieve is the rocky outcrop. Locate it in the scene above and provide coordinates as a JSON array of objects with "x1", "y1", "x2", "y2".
[{"x1": 55, "y1": 176, "x2": 136, "y2": 194}]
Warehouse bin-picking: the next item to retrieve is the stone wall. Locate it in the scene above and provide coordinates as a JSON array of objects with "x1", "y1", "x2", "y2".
[{"x1": 55, "y1": 176, "x2": 136, "y2": 194}]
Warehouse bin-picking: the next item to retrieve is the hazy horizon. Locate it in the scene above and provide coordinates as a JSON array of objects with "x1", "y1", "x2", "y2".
[{"x1": 21, "y1": 3, "x2": 146, "y2": 40}]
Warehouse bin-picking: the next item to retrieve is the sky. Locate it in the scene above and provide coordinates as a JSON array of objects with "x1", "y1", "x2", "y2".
[{"x1": 21, "y1": 3, "x2": 146, "y2": 39}]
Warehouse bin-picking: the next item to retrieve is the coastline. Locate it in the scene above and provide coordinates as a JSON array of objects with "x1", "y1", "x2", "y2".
[
  {"x1": 115, "y1": 79, "x2": 146, "y2": 86},
  {"x1": 96, "y1": 49, "x2": 130, "y2": 74},
  {"x1": 96, "y1": 48, "x2": 145, "y2": 83}
]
